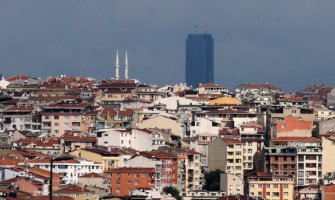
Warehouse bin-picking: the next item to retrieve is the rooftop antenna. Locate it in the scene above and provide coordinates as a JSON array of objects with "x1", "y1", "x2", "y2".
[{"x1": 194, "y1": 25, "x2": 198, "y2": 34}]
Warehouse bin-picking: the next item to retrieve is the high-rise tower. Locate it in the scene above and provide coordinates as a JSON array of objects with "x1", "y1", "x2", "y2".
[{"x1": 185, "y1": 34, "x2": 214, "y2": 87}]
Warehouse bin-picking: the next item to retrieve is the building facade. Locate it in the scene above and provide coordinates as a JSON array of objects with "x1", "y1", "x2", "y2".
[{"x1": 185, "y1": 34, "x2": 214, "y2": 87}]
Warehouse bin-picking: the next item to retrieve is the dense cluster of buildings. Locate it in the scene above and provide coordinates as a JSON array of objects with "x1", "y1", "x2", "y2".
[{"x1": 1, "y1": 72, "x2": 335, "y2": 200}]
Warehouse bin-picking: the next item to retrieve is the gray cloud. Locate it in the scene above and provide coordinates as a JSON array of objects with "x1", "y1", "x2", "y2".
[{"x1": 0, "y1": 0, "x2": 335, "y2": 91}]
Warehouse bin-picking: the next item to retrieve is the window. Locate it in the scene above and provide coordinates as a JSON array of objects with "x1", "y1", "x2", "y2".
[
  {"x1": 54, "y1": 116, "x2": 59, "y2": 120},
  {"x1": 273, "y1": 192, "x2": 279, "y2": 197},
  {"x1": 54, "y1": 122, "x2": 59, "y2": 126},
  {"x1": 135, "y1": 181, "x2": 139, "y2": 185},
  {"x1": 127, "y1": 180, "x2": 131, "y2": 185},
  {"x1": 116, "y1": 188, "x2": 120, "y2": 193},
  {"x1": 284, "y1": 184, "x2": 288, "y2": 188},
  {"x1": 298, "y1": 171, "x2": 304, "y2": 177},
  {"x1": 273, "y1": 184, "x2": 278, "y2": 188}
]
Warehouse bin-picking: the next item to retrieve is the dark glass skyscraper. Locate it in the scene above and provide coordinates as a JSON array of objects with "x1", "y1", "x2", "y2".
[{"x1": 185, "y1": 34, "x2": 214, "y2": 87}]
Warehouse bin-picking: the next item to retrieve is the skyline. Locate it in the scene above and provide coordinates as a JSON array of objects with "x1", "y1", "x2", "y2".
[{"x1": 1, "y1": 1, "x2": 335, "y2": 91}]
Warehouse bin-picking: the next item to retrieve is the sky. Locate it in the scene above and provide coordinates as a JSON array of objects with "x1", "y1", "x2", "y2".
[{"x1": 1, "y1": 0, "x2": 335, "y2": 91}]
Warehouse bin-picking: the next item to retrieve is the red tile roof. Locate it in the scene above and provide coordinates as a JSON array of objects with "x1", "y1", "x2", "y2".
[
  {"x1": 241, "y1": 122, "x2": 262, "y2": 129},
  {"x1": 222, "y1": 138, "x2": 243, "y2": 144},
  {"x1": 277, "y1": 116, "x2": 313, "y2": 132},
  {"x1": 272, "y1": 137, "x2": 318, "y2": 142},
  {"x1": 6, "y1": 75, "x2": 32, "y2": 81},
  {"x1": 54, "y1": 185, "x2": 92, "y2": 193},
  {"x1": 108, "y1": 167, "x2": 155, "y2": 173},
  {"x1": 0, "y1": 157, "x2": 22, "y2": 166},
  {"x1": 4, "y1": 106, "x2": 34, "y2": 112},
  {"x1": 279, "y1": 97, "x2": 304, "y2": 102},
  {"x1": 219, "y1": 128, "x2": 240, "y2": 135},
  {"x1": 79, "y1": 172, "x2": 103, "y2": 178}
]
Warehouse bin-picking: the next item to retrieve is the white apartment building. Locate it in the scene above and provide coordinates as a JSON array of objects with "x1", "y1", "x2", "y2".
[
  {"x1": 190, "y1": 118, "x2": 220, "y2": 136},
  {"x1": 297, "y1": 145, "x2": 323, "y2": 186},
  {"x1": 20, "y1": 157, "x2": 103, "y2": 185},
  {"x1": 95, "y1": 128, "x2": 153, "y2": 151}
]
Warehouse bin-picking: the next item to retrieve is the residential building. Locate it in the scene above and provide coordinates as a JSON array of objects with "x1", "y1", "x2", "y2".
[
  {"x1": 95, "y1": 128, "x2": 153, "y2": 151},
  {"x1": 60, "y1": 131, "x2": 97, "y2": 154},
  {"x1": 54, "y1": 185, "x2": 98, "y2": 200},
  {"x1": 248, "y1": 172, "x2": 295, "y2": 200},
  {"x1": 220, "y1": 173, "x2": 244, "y2": 195},
  {"x1": 41, "y1": 102, "x2": 91, "y2": 137},
  {"x1": 272, "y1": 115, "x2": 313, "y2": 138},
  {"x1": 322, "y1": 184, "x2": 335, "y2": 200},
  {"x1": 20, "y1": 157, "x2": 103, "y2": 185},
  {"x1": 70, "y1": 147, "x2": 122, "y2": 171},
  {"x1": 208, "y1": 138, "x2": 244, "y2": 176},
  {"x1": 109, "y1": 167, "x2": 156, "y2": 197}
]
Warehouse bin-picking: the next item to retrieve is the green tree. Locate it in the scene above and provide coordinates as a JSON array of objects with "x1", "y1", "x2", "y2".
[
  {"x1": 203, "y1": 169, "x2": 223, "y2": 191},
  {"x1": 163, "y1": 186, "x2": 182, "y2": 200}
]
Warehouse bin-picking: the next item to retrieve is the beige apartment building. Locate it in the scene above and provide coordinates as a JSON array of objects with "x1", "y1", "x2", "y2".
[
  {"x1": 41, "y1": 102, "x2": 91, "y2": 137},
  {"x1": 248, "y1": 172, "x2": 295, "y2": 200},
  {"x1": 208, "y1": 138, "x2": 244, "y2": 176}
]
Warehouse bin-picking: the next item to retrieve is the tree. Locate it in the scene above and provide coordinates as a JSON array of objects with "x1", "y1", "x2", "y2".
[
  {"x1": 163, "y1": 186, "x2": 182, "y2": 200},
  {"x1": 203, "y1": 169, "x2": 223, "y2": 191}
]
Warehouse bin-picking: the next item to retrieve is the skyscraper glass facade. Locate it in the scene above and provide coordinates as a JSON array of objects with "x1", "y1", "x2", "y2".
[{"x1": 185, "y1": 34, "x2": 214, "y2": 87}]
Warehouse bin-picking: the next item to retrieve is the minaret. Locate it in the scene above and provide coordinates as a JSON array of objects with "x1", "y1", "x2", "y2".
[
  {"x1": 115, "y1": 50, "x2": 120, "y2": 80},
  {"x1": 124, "y1": 51, "x2": 129, "y2": 80}
]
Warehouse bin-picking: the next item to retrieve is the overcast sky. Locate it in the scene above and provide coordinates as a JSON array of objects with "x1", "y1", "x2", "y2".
[{"x1": 1, "y1": 0, "x2": 335, "y2": 91}]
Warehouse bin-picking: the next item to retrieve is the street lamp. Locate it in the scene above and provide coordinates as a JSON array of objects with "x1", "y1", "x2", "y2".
[{"x1": 49, "y1": 154, "x2": 73, "y2": 200}]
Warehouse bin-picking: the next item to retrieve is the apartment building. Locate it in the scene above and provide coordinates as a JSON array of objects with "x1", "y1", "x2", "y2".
[
  {"x1": 70, "y1": 147, "x2": 122, "y2": 171},
  {"x1": 126, "y1": 151, "x2": 178, "y2": 191},
  {"x1": 174, "y1": 148, "x2": 202, "y2": 192},
  {"x1": 321, "y1": 133, "x2": 335, "y2": 177},
  {"x1": 240, "y1": 122, "x2": 264, "y2": 171},
  {"x1": 95, "y1": 128, "x2": 153, "y2": 151},
  {"x1": 264, "y1": 146, "x2": 297, "y2": 177},
  {"x1": 60, "y1": 131, "x2": 97, "y2": 154},
  {"x1": 208, "y1": 138, "x2": 243, "y2": 176},
  {"x1": 296, "y1": 144, "x2": 323, "y2": 186},
  {"x1": 41, "y1": 102, "x2": 91, "y2": 137},
  {"x1": 109, "y1": 167, "x2": 156, "y2": 197},
  {"x1": 220, "y1": 173, "x2": 244, "y2": 195},
  {"x1": 2, "y1": 106, "x2": 40, "y2": 132},
  {"x1": 248, "y1": 172, "x2": 295, "y2": 200},
  {"x1": 20, "y1": 157, "x2": 103, "y2": 185},
  {"x1": 272, "y1": 115, "x2": 313, "y2": 138}
]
